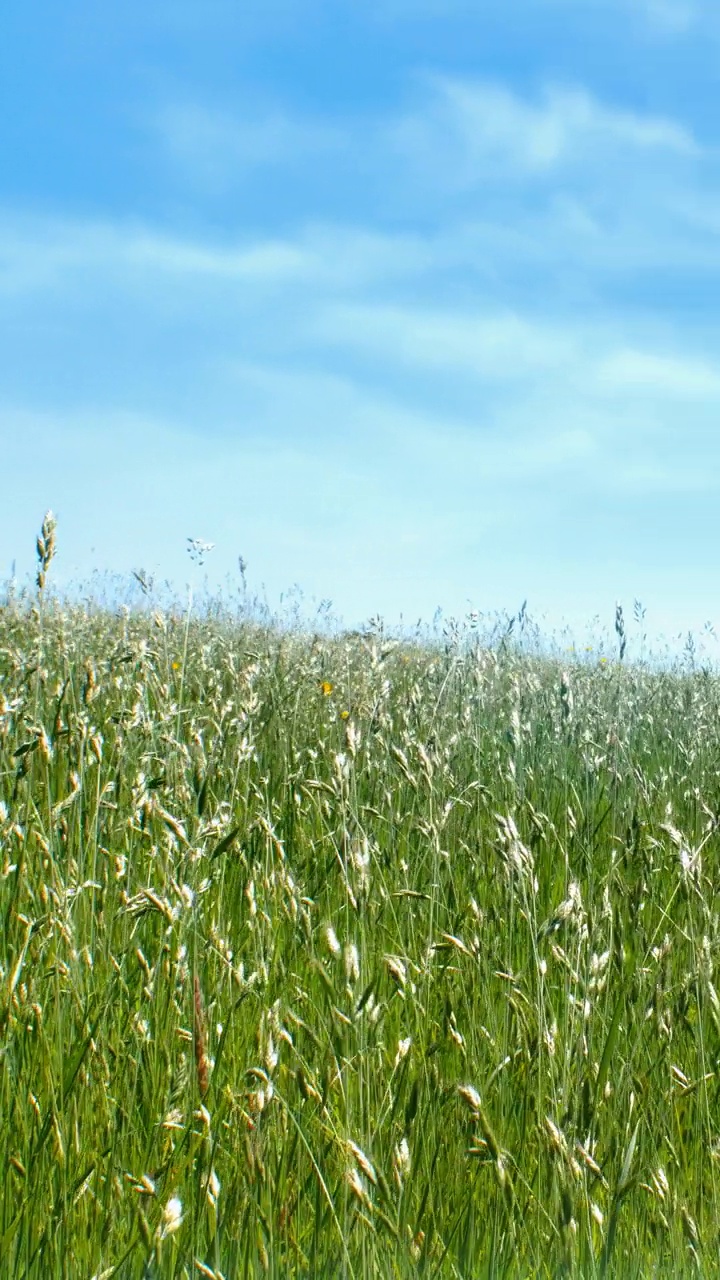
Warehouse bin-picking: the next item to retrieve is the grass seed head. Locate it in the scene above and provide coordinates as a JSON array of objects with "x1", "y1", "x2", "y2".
[
  {"x1": 458, "y1": 1084, "x2": 482, "y2": 1116},
  {"x1": 158, "y1": 1195, "x2": 183, "y2": 1239},
  {"x1": 36, "y1": 510, "x2": 57, "y2": 591},
  {"x1": 193, "y1": 976, "x2": 210, "y2": 1098}
]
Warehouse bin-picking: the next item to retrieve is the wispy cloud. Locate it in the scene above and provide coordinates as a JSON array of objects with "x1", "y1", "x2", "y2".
[
  {"x1": 392, "y1": 77, "x2": 700, "y2": 187},
  {"x1": 153, "y1": 101, "x2": 342, "y2": 189},
  {"x1": 314, "y1": 301, "x2": 720, "y2": 406},
  {"x1": 137, "y1": 76, "x2": 716, "y2": 310},
  {"x1": 366, "y1": 0, "x2": 700, "y2": 32},
  {"x1": 596, "y1": 349, "x2": 720, "y2": 397},
  {"x1": 5, "y1": 198, "x2": 720, "y2": 465},
  {"x1": 150, "y1": 75, "x2": 701, "y2": 205},
  {"x1": 0, "y1": 212, "x2": 443, "y2": 300},
  {"x1": 640, "y1": 0, "x2": 698, "y2": 31},
  {"x1": 315, "y1": 303, "x2": 579, "y2": 379},
  {"x1": 0, "y1": 215, "x2": 317, "y2": 296},
  {"x1": 523, "y1": 0, "x2": 700, "y2": 34}
]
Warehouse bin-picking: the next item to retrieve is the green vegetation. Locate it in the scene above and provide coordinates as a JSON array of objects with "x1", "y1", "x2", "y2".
[{"x1": 2, "y1": 533, "x2": 720, "y2": 1276}]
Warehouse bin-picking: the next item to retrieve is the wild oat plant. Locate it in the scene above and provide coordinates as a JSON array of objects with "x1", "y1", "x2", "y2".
[{"x1": 2, "y1": 558, "x2": 720, "y2": 1276}]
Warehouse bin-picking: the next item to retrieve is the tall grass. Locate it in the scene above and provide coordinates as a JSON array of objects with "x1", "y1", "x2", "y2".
[{"x1": 1, "y1": 554, "x2": 720, "y2": 1275}]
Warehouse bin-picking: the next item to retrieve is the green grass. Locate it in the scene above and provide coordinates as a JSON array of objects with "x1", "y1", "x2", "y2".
[{"x1": 1, "y1": 591, "x2": 720, "y2": 1277}]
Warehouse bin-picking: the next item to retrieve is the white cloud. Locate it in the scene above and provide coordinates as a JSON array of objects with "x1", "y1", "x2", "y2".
[
  {"x1": 6, "y1": 197, "x2": 716, "y2": 317},
  {"x1": 315, "y1": 302, "x2": 578, "y2": 378},
  {"x1": 521, "y1": 0, "x2": 700, "y2": 34},
  {"x1": 148, "y1": 75, "x2": 701, "y2": 215},
  {"x1": 640, "y1": 0, "x2": 697, "y2": 31},
  {"x1": 393, "y1": 77, "x2": 699, "y2": 183},
  {"x1": 154, "y1": 101, "x2": 342, "y2": 187},
  {"x1": 0, "y1": 215, "x2": 317, "y2": 295},
  {"x1": 615, "y1": 459, "x2": 717, "y2": 492},
  {"x1": 597, "y1": 349, "x2": 720, "y2": 397},
  {"x1": 364, "y1": 0, "x2": 700, "y2": 31},
  {"x1": 313, "y1": 302, "x2": 720, "y2": 409},
  {"x1": 125, "y1": 231, "x2": 314, "y2": 280},
  {"x1": 0, "y1": 212, "x2": 442, "y2": 300}
]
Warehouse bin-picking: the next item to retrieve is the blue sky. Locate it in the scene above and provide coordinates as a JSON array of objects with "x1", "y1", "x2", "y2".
[{"x1": 3, "y1": 0, "x2": 720, "y2": 645}]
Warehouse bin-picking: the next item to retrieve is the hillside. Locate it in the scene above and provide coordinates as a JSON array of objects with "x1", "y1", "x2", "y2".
[{"x1": 1, "y1": 595, "x2": 719, "y2": 1277}]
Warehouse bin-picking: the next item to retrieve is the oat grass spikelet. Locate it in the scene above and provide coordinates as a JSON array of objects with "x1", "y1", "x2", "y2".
[
  {"x1": 35, "y1": 509, "x2": 57, "y2": 592},
  {"x1": 193, "y1": 975, "x2": 210, "y2": 1099}
]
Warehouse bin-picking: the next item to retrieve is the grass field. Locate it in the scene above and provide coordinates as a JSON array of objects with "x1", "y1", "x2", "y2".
[{"x1": 2, "y1": 539, "x2": 720, "y2": 1276}]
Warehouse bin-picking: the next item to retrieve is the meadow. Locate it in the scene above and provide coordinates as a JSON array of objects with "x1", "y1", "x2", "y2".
[{"x1": 2, "y1": 527, "x2": 720, "y2": 1276}]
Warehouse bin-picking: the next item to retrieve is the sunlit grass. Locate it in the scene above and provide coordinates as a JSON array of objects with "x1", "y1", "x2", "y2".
[{"x1": 1, "y1": 556, "x2": 720, "y2": 1275}]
